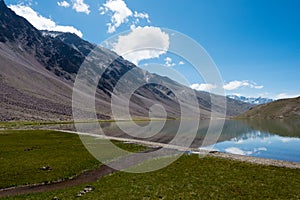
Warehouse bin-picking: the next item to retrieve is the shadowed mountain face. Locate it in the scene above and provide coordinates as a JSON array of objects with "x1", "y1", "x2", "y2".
[
  {"x1": 238, "y1": 97, "x2": 300, "y2": 119},
  {"x1": 0, "y1": 0, "x2": 251, "y2": 121}
]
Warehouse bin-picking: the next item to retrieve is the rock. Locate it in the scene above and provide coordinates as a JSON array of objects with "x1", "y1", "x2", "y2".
[
  {"x1": 76, "y1": 193, "x2": 83, "y2": 197},
  {"x1": 76, "y1": 186, "x2": 94, "y2": 197},
  {"x1": 40, "y1": 166, "x2": 52, "y2": 171},
  {"x1": 84, "y1": 185, "x2": 95, "y2": 192}
]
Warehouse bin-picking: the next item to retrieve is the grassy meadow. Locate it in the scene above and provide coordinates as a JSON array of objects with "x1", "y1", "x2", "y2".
[
  {"x1": 1, "y1": 130, "x2": 300, "y2": 199},
  {"x1": 0, "y1": 130, "x2": 146, "y2": 189},
  {"x1": 3, "y1": 155, "x2": 300, "y2": 199}
]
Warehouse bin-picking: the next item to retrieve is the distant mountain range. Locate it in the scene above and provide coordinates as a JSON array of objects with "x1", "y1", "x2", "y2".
[
  {"x1": 238, "y1": 96, "x2": 300, "y2": 119},
  {"x1": 227, "y1": 95, "x2": 273, "y2": 105},
  {"x1": 0, "y1": 0, "x2": 252, "y2": 121}
]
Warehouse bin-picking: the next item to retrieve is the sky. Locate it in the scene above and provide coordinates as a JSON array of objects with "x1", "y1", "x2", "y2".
[{"x1": 4, "y1": 0, "x2": 300, "y2": 99}]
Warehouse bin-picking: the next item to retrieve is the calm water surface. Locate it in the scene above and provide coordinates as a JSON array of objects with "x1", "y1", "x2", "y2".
[
  {"x1": 16, "y1": 119, "x2": 300, "y2": 162},
  {"x1": 200, "y1": 119, "x2": 300, "y2": 163},
  {"x1": 103, "y1": 119, "x2": 300, "y2": 163}
]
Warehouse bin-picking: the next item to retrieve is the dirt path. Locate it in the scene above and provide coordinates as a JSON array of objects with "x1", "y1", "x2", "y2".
[
  {"x1": 0, "y1": 147, "x2": 164, "y2": 198},
  {"x1": 0, "y1": 165, "x2": 117, "y2": 198}
]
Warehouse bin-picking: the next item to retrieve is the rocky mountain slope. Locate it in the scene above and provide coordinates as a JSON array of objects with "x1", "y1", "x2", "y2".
[
  {"x1": 238, "y1": 96, "x2": 300, "y2": 119},
  {"x1": 0, "y1": 0, "x2": 251, "y2": 121}
]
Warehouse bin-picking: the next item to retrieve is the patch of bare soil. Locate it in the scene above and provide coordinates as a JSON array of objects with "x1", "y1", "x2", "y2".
[{"x1": 0, "y1": 165, "x2": 116, "y2": 198}]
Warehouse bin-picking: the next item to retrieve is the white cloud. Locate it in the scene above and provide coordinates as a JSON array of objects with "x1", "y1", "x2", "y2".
[
  {"x1": 275, "y1": 93, "x2": 300, "y2": 100},
  {"x1": 101, "y1": 0, "x2": 132, "y2": 33},
  {"x1": 178, "y1": 61, "x2": 185, "y2": 65},
  {"x1": 57, "y1": 1, "x2": 70, "y2": 8},
  {"x1": 223, "y1": 80, "x2": 263, "y2": 91},
  {"x1": 113, "y1": 26, "x2": 170, "y2": 65},
  {"x1": 133, "y1": 11, "x2": 150, "y2": 22},
  {"x1": 100, "y1": 0, "x2": 150, "y2": 33},
  {"x1": 71, "y1": 0, "x2": 90, "y2": 14},
  {"x1": 190, "y1": 83, "x2": 217, "y2": 92},
  {"x1": 164, "y1": 57, "x2": 176, "y2": 67},
  {"x1": 190, "y1": 80, "x2": 263, "y2": 92},
  {"x1": 57, "y1": 0, "x2": 90, "y2": 14},
  {"x1": 21, "y1": 0, "x2": 37, "y2": 6},
  {"x1": 8, "y1": 4, "x2": 83, "y2": 37},
  {"x1": 129, "y1": 24, "x2": 136, "y2": 30}
]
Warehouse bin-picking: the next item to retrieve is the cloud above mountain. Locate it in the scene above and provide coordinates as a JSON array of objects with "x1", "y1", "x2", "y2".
[
  {"x1": 223, "y1": 80, "x2": 263, "y2": 91},
  {"x1": 164, "y1": 57, "x2": 176, "y2": 67},
  {"x1": 190, "y1": 83, "x2": 217, "y2": 91},
  {"x1": 9, "y1": 4, "x2": 83, "y2": 37},
  {"x1": 190, "y1": 80, "x2": 263, "y2": 93},
  {"x1": 112, "y1": 26, "x2": 169, "y2": 65},
  {"x1": 57, "y1": 0, "x2": 90, "y2": 14},
  {"x1": 71, "y1": 0, "x2": 90, "y2": 14},
  {"x1": 57, "y1": 1, "x2": 70, "y2": 8},
  {"x1": 99, "y1": 0, "x2": 150, "y2": 33}
]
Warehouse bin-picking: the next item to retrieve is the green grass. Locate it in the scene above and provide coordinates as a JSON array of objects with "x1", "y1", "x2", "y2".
[
  {"x1": 0, "y1": 121, "x2": 73, "y2": 128},
  {"x1": 0, "y1": 117, "x2": 176, "y2": 130},
  {"x1": 4, "y1": 155, "x2": 300, "y2": 200},
  {"x1": 1, "y1": 130, "x2": 300, "y2": 199},
  {"x1": 0, "y1": 130, "x2": 100, "y2": 188},
  {"x1": 0, "y1": 130, "x2": 147, "y2": 189},
  {"x1": 0, "y1": 118, "x2": 168, "y2": 129},
  {"x1": 112, "y1": 141, "x2": 149, "y2": 153}
]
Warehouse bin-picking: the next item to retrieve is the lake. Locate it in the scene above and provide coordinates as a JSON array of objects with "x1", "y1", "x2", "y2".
[
  {"x1": 98, "y1": 119, "x2": 300, "y2": 163},
  {"x1": 13, "y1": 119, "x2": 300, "y2": 163},
  {"x1": 199, "y1": 119, "x2": 300, "y2": 163}
]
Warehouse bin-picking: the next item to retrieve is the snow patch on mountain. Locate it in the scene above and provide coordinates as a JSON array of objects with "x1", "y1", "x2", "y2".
[{"x1": 227, "y1": 95, "x2": 273, "y2": 105}]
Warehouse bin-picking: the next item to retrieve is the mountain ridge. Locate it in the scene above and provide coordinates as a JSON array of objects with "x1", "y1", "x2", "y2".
[
  {"x1": 238, "y1": 96, "x2": 300, "y2": 119},
  {"x1": 227, "y1": 95, "x2": 273, "y2": 105}
]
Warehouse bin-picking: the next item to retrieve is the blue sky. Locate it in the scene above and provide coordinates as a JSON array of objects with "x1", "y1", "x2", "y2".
[{"x1": 5, "y1": 0, "x2": 300, "y2": 99}]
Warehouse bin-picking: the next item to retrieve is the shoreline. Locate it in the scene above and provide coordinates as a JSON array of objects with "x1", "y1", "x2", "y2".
[
  {"x1": 5, "y1": 128, "x2": 299, "y2": 170},
  {"x1": 208, "y1": 151, "x2": 300, "y2": 169},
  {"x1": 55, "y1": 129, "x2": 300, "y2": 169}
]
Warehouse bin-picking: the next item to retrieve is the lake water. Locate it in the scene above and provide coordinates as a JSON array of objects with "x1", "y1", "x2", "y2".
[
  {"x1": 16, "y1": 119, "x2": 300, "y2": 163},
  {"x1": 98, "y1": 119, "x2": 300, "y2": 163},
  {"x1": 199, "y1": 119, "x2": 300, "y2": 163}
]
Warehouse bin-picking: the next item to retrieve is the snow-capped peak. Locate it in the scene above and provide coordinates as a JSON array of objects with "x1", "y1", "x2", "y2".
[{"x1": 227, "y1": 95, "x2": 273, "y2": 105}]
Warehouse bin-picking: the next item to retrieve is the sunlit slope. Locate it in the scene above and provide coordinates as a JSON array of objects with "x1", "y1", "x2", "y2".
[{"x1": 239, "y1": 97, "x2": 300, "y2": 119}]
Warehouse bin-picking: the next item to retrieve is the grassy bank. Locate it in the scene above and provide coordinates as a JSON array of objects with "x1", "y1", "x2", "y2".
[
  {"x1": 3, "y1": 155, "x2": 300, "y2": 199},
  {"x1": 0, "y1": 130, "x2": 100, "y2": 188},
  {"x1": 0, "y1": 121, "x2": 74, "y2": 129},
  {"x1": 0, "y1": 118, "x2": 167, "y2": 129},
  {"x1": 0, "y1": 130, "x2": 146, "y2": 189}
]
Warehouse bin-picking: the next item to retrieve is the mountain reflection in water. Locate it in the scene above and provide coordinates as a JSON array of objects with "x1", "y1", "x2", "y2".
[{"x1": 201, "y1": 119, "x2": 300, "y2": 163}]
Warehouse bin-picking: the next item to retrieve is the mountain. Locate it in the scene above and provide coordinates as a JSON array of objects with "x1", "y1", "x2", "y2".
[
  {"x1": 0, "y1": 0, "x2": 251, "y2": 121},
  {"x1": 238, "y1": 96, "x2": 300, "y2": 119},
  {"x1": 227, "y1": 95, "x2": 273, "y2": 105}
]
